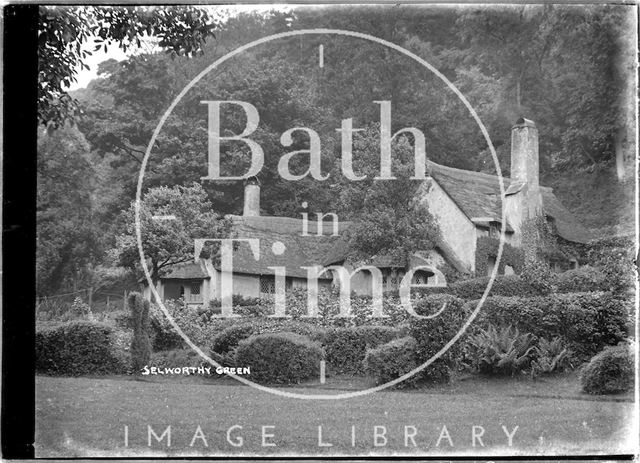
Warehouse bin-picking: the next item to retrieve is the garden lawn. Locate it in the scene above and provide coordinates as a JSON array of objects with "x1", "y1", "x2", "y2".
[{"x1": 36, "y1": 375, "x2": 635, "y2": 457}]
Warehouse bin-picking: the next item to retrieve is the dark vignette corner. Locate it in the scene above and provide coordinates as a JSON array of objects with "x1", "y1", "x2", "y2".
[{"x1": 2, "y1": 3, "x2": 38, "y2": 459}]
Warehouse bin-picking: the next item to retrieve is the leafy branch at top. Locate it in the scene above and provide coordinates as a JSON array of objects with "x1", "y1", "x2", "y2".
[{"x1": 38, "y1": 6, "x2": 218, "y2": 128}]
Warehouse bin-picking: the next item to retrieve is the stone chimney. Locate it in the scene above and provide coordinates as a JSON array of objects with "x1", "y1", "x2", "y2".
[
  {"x1": 504, "y1": 118, "x2": 543, "y2": 244},
  {"x1": 243, "y1": 176, "x2": 260, "y2": 216},
  {"x1": 511, "y1": 118, "x2": 539, "y2": 191}
]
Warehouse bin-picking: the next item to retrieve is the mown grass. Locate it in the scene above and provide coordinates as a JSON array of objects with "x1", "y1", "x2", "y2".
[{"x1": 36, "y1": 373, "x2": 635, "y2": 457}]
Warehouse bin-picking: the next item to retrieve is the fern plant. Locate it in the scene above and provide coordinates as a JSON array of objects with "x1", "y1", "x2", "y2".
[
  {"x1": 466, "y1": 324, "x2": 536, "y2": 376},
  {"x1": 531, "y1": 336, "x2": 573, "y2": 377}
]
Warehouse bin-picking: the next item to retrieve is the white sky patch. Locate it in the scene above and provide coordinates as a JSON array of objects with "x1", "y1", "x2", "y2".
[{"x1": 68, "y1": 5, "x2": 291, "y2": 91}]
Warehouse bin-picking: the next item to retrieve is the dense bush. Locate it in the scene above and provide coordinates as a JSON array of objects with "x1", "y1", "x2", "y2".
[
  {"x1": 323, "y1": 325, "x2": 402, "y2": 374},
  {"x1": 363, "y1": 337, "x2": 420, "y2": 388},
  {"x1": 465, "y1": 324, "x2": 536, "y2": 376},
  {"x1": 581, "y1": 344, "x2": 635, "y2": 394},
  {"x1": 110, "y1": 329, "x2": 133, "y2": 373},
  {"x1": 150, "y1": 300, "x2": 238, "y2": 351},
  {"x1": 554, "y1": 266, "x2": 609, "y2": 293},
  {"x1": 114, "y1": 310, "x2": 133, "y2": 330},
  {"x1": 586, "y1": 236, "x2": 636, "y2": 293},
  {"x1": 36, "y1": 320, "x2": 125, "y2": 375},
  {"x1": 409, "y1": 294, "x2": 468, "y2": 383},
  {"x1": 149, "y1": 305, "x2": 184, "y2": 351},
  {"x1": 520, "y1": 259, "x2": 556, "y2": 295},
  {"x1": 129, "y1": 292, "x2": 152, "y2": 371},
  {"x1": 475, "y1": 292, "x2": 633, "y2": 359},
  {"x1": 235, "y1": 332, "x2": 324, "y2": 384}
]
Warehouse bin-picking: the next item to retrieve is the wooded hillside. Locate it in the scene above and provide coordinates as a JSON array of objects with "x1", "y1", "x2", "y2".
[{"x1": 38, "y1": 5, "x2": 636, "y2": 295}]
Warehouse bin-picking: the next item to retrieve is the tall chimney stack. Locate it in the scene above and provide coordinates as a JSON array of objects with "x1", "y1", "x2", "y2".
[
  {"x1": 504, "y1": 118, "x2": 543, "y2": 247},
  {"x1": 243, "y1": 176, "x2": 260, "y2": 217},
  {"x1": 510, "y1": 117, "x2": 542, "y2": 218},
  {"x1": 511, "y1": 117, "x2": 539, "y2": 189}
]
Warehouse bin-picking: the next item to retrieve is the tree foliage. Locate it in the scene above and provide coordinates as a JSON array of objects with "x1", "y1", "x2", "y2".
[
  {"x1": 37, "y1": 126, "x2": 100, "y2": 295},
  {"x1": 336, "y1": 126, "x2": 441, "y2": 264},
  {"x1": 38, "y1": 5, "x2": 217, "y2": 127},
  {"x1": 114, "y1": 183, "x2": 231, "y2": 282}
]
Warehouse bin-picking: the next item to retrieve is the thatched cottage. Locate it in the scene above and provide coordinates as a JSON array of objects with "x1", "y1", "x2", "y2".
[{"x1": 143, "y1": 118, "x2": 592, "y2": 307}]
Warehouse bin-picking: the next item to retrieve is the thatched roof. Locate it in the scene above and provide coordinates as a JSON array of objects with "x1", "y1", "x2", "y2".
[
  {"x1": 214, "y1": 216, "x2": 351, "y2": 279},
  {"x1": 162, "y1": 261, "x2": 209, "y2": 279},
  {"x1": 427, "y1": 161, "x2": 593, "y2": 244},
  {"x1": 223, "y1": 215, "x2": 469, "y2": 278}
]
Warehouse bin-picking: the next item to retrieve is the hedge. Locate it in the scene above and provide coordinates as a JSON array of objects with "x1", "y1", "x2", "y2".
[
  {"x1": 363, "y1": 337, "x2": 420, "y2": 388},
  {"x1": 409, "y1": 294, "x2": 467, "y2": 383},
  {"x1": 323, "y1": 325, "x2": 402, "y2": 374},
  {"x1": 447, "y1": 266, "x2": 612, "y2": 300},
  {"x1": 581, "y1": 344, "x2": 634, "y2": 394},
  {"x1": 473, "y1": 292, "x2": 633, "y2": 359},
  {"x1": 235, "y1": 332, "x2": 324, "y2": 384},
  {"x1": 36, "y1": 320, "x2": 125, "y2": 375},
  {"x1": 449, "y1": 275, "x2": 540, "y2": 299}
]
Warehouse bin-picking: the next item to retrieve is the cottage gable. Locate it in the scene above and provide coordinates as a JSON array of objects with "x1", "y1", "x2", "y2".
[{"x1": 425, "y1": 160, "x2": 593, "y2": 244}]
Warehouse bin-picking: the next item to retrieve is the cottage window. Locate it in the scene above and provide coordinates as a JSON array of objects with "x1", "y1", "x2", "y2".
[
  {"x1": 412, "y1": 270, "x2": 433, "y2": 285},
  {"x1": 260, "y1": 275, "x2": 275, "y2": 294},
  {"x1": 190, "y1": 283, "x2": 201, "y2": 295}
]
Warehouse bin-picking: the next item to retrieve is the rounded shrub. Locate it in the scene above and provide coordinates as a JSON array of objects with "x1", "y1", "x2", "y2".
[
  {"x1": 581, "y1": 344, "x2": 634, "y2": 395},
  {"x1": 211, "y1": 323, "x2": 256, "y2": 354},
  {"x1": 235, "y1": 332, "x2": 324, "y2": 384},
  {"x1": 323, "y1": 325, "x2": 401, "y2": 374},
  {"x1": 36, "y1": 320, "x2": 125, "y2": 375},
  {"x1": 363, "y1": 336, "x2": 420, "y2": 388},
  {"x1": 210, "y1": 320, "x2": 327, "y2": 357}
]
